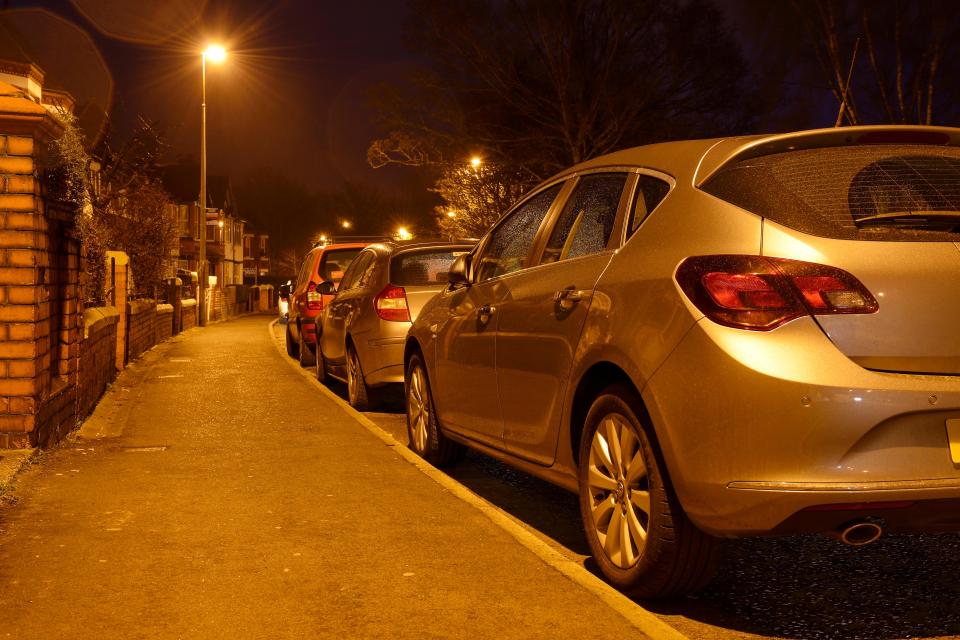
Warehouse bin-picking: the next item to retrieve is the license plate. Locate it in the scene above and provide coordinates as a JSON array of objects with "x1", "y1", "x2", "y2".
[{"x1": 947, "y1": 419, "x2": 960, "y2": 465}]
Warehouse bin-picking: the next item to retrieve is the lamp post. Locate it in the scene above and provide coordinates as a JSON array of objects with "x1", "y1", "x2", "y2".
[{"x1": 199, "y1": 44, "x2": 226, "y2": 327}]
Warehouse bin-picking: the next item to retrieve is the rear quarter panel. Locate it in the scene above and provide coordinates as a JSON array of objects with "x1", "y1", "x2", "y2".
[{"x1": 561, "y1": 187, "x2": 764, "y2": 475}]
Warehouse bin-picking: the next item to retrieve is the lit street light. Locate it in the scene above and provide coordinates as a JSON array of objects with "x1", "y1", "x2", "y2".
[
  {"x1": 446, "y1": 210, "x2": 456, "y2": 218},
  {"x1": 470, "y1": 156, "x2": 482, "y2": 168},
  {"x1": 341, "y1": 220, "x2": 352, "y2": 229},
  {"x1": 396, "y1": 227, "x2": 413, "y2": 241},
  {"x1": 199, "y1": 43, "x2": 227, "y2": 327}
]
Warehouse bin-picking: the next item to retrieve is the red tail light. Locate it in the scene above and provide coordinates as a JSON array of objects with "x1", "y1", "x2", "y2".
[
  {"x1": 306, "y1": 282, "x2": 323, "y2": 311},
  {"x1": 676, "y1": 255, "x2": 878, "y2": 331},
  {"x1": 374, "y1": 284, "x2": 410, "y2": 322}
]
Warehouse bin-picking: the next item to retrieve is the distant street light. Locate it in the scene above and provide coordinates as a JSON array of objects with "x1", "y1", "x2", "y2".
[
  {"x1": 199, "y1": 43, "x2": 227, "y2": 327},
  {"x1": 470, "y1": 156, "x2": 482, "y2": 168},
  {"x1": 341, "y1": 220, "x2": 352, "y2": 229},
  {"x1": 446, "y1": 210, "x2": 456, "y2": 218},
  {"x1": 396, "y1": 227, "x2": 413, "y2": 241}
]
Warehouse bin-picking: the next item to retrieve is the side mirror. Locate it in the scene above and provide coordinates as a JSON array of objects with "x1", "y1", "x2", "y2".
[
  {"x1": 316, "y1": 280, "x2": 337, "y2": 295},
  {"x1": 448, "y1": 254, "x2": 471, "y2": 286}
]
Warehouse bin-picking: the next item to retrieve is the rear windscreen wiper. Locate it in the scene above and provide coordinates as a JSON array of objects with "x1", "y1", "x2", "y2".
[{"x1": 853, "y1": 211, "x2": 960, "y2": 231}]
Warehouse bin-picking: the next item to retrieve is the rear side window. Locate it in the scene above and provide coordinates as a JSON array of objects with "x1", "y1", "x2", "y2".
[
  {"x1": 391, "y1": 248, "x2": 470, "y2": 286},
  {"x1": 318, "y1": 248, "x2": 362, "y2": 284},
  {"x1": 701, "y1": 145, "x2": 960, "y2": 241},
  {"x1": 337, "y1": 250, "x2": 375, "y2": 291},
  {"x1": 542, "y1": 173, "x2": 626, "y2": 264},
  {"x1": 631, "y1": 175, "x2": 671, "y2": 232}
]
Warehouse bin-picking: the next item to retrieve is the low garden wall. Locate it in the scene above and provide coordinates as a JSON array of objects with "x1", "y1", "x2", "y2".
[{"x1": 78, "y1": 306, "x2": 119, "y2": 419}]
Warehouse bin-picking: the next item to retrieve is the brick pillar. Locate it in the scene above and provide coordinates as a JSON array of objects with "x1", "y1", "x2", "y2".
[
  {"x1": 167, "y1": 277, "x2": 182, "y2": 335},
  {"x1": 0, "y1": 81, "x2": 66, "y2": 448},
  {"x1": 105, "y1": 251, "x2": 129, "y2": 371}
]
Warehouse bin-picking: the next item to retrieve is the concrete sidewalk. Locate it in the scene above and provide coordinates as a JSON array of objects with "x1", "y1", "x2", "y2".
[{"x1": 0, "y1": 315, "x2": 663, "y2": 639}]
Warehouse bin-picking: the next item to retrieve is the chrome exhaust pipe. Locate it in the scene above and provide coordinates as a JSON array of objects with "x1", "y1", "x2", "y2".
[{"x1": 838, "y1": 520, "x2": 883, "y2": 546}]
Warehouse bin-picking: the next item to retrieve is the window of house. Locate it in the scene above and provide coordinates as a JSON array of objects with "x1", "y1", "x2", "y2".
[
  {"x1": 542, "y1": 173, "x2": 627, "y2": 264},
  {"x1": 474, "y1": 183, "x2": 563, "y2": 283}
]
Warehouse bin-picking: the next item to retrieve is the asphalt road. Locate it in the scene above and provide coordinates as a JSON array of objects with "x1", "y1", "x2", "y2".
[{"x1": 271, "y1": 323, "x2": 960, "y2": 640}]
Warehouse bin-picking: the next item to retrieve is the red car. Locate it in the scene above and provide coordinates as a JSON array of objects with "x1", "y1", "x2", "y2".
[{"x1": 286, "y1": 242, "x2": 367, "y2": 366}]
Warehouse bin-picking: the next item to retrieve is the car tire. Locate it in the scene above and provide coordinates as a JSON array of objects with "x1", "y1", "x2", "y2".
[
  {"x1": 298, "y1": 331, "x2": 316, "y2": 368},
  {"x1": 405, "y1": 352, "x2": 465, "y2": 467},
  {"x1": 578, "y1": 384, "x2": 721, "y2": 598},
  {"x1": 285, "y1": 325, "x2": 299, "y2": 358},
  {"x1": 315, "y1": 348, "x2": 327, "y2": 383},
  {"x1": 346, "y1": 344, "x2": 376, "y2": 410}
]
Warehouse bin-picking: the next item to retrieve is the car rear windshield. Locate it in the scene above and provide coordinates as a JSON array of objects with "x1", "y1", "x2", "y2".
[
  {"x1": 318, "y1": 248, "x2": 362, "y2": 283},
  {"x1": 701, "y1": 144, "x2": 960, "y2": 240},
  {"x1": 390, "y1": 248, "x2": 470, "y2": 286}
]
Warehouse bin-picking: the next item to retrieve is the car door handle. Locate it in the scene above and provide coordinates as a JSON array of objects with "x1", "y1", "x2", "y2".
[{"x1": 554, "y1": 289, "x2": 590, "y2": 302}]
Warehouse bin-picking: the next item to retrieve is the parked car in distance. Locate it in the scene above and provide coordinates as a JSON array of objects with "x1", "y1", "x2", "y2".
[
  {"x1": 404, "y1": 125, "x2": 960, "y2": 598},
  {"x1": 286, "y1": 241, "x2": 368, "y2": 366},
  {"x1": 277, "y1": 281, "x2": 292, "y2": 324},
  {"x1": 317, "y1": 241, "x2": 474, "y2": 409}
]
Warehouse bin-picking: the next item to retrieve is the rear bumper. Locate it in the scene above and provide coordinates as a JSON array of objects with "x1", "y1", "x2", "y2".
[
  {"x1": 644, "y1": 316, "x2": 960, "y2": 537},
  {"x1": 300, "y1": 315, "x2": 319, "y2": 346}
]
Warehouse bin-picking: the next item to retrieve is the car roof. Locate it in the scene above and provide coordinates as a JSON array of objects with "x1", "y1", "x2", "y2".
[
  {"x1": 364, "y1": 241, "x2": 475, "y2": 257},
  {"x1": 547, "y1": 125, "x2": 960, "y2": 189}
]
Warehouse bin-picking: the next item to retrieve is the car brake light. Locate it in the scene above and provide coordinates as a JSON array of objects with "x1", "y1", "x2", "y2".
[
  {"x1": 306, "y1": 282, "x2": 323, "y2": 310},
  {"x1": 676, "y1": 255, "x2": 878, "y2": 331},
  {"x1": 374, "y1": 284, "x2": 410, "y2": 322}
]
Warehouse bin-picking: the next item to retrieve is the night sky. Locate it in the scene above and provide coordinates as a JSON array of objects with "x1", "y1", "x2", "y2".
[{"x1": 5, "y1": 0, "x2": 423, "y2": 194}]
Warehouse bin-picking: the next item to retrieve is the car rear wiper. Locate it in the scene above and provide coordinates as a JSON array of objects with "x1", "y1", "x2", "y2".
[{"x1": 853, "y1": 211, "x2": 960, "y2": 231}]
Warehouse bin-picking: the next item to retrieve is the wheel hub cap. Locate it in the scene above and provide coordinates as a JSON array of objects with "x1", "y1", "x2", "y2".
[{"x1": 586, "y1": 414, "x2": 652, "y2": 569}]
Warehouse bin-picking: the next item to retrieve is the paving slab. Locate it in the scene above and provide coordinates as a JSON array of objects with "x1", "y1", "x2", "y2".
[{"x1": 0, "y1": 315, "x2": 672, "y2": 639}]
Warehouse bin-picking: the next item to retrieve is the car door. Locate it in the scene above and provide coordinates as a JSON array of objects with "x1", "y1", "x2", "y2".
[
  {"x1": 495, "y1": 172, "x2": 633, "y2": 465},
  {"x1": 434, "y1": 183, "x2": 566, "y2": 449},
  {"x1": 321, "y1": 249, "x2": 376, "y2": 367}
]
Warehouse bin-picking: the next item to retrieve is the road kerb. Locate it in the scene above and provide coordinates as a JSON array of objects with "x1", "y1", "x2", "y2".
[{"x1": 268, "y1": 319, "x2": 689, "y2": 640}]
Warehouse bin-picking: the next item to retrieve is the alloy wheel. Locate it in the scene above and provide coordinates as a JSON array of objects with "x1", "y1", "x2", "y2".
[
  {"x1": 347, "y1": 349, "x2": 360, "y2": 402},
  {"x1": 407, "y1": 365, "x2": 430, "y2": 453},
  {"x1": 586, "y1": 413, "x2": 651, "y2": 569}
]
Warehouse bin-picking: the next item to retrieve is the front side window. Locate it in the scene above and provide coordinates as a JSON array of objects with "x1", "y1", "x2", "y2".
[
  {"x1": 542, "y1": 173, "x2": 627, "y2": 264},
  {"x1": 474, "y1": 184, "x2": 563, "y2": 282}
]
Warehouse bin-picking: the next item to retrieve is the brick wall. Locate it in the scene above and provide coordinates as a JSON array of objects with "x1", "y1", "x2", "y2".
[
  {"x1": 77, "y1": 307, "x2": 117, "y2": 419},
  {"x1": 126, "y1": 299, "x2": 156, "y2": 363},
  {"x1": 181, "y1": 298, "x2": 197, "y2": 331},
  {"x1": 155, "y1": 303, "x2": 173, "y2": 343}
]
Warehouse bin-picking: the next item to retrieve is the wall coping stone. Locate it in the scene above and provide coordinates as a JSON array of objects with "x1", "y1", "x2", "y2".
[
  {"x1": 156, "y1": 303, "x2": 174, "y2": 314},
  {"x1": 82, "y1": 306, "x2": 120, "y2": 339},
  {"x1": 182, "y1": 298, "x2": 197, "y2": 308},
  {"x1": 128, "y1": 298, "x2": 156, "y2": 315}
]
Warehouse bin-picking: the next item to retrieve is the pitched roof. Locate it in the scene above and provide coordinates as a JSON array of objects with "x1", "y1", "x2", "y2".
[{"x1": 160, "y1": 162, "x2": 237, "y2": 214}]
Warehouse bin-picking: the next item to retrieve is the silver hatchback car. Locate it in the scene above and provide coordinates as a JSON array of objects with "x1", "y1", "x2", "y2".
[
  {"x1": 405, "y1": 126, "x2": 960, "y2": 597},
  {"x1": 317, "y1": 241, "x2": 473, "y2": 408}
]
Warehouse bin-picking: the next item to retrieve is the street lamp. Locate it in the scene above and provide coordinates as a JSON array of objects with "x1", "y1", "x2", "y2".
[
  {"x1": 470, "y1": 156, "x2": 482, "y2": 168},
  {"x1": 446, "y1": 210, "x2": 457, "y2": 218},
  {"x1": 341, "y1": 220, "x2": 352, "y2": 230},
  {"x1": 396, "y1": 227, "x2": 413, "y2": 241},
  {"x1": 199, "y1": 43, "x2": 227, "y2": 327}
]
